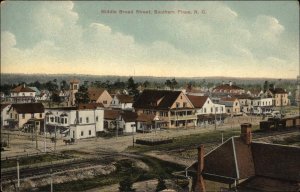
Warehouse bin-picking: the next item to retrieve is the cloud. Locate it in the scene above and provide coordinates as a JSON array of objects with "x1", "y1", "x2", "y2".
[{"x1": 1, "y1": 1, "x2": 298, "y2": 78}]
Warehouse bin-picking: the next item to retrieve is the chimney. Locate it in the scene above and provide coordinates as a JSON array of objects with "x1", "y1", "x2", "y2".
[
  {"x1": 196, "y1": 145, "x2": 206, "y2": 192},
  {"x1": 229, "y1": 81, "x2": 232, "y2": 86},
  {"x1": 240, "y1": 123, "x2": 252, "y2": 144}
]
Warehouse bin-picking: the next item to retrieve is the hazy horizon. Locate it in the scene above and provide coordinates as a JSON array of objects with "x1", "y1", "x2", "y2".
[{"x1": 1, "y1": 1, "x2": 299, "y2": 78}]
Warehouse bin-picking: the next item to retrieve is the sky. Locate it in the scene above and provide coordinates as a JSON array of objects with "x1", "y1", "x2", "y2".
[{"x1": 1, "y1": 1, "x2": 299, "y2": 78}]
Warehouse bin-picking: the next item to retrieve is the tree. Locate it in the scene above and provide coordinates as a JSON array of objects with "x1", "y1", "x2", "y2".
[
  {"x1": 60, "y1": 80, "x2": 69, "y2": 90},
  {"x1": 127, "y1": 77, "x2": 139, "y2": 100},
  {"x1": 156, "y1": 177, "x2": 167, "y2": 192},
  {"x1": 143, "y1": 80, "x2": 150, "y2": 88},
  {"x1": 263, "y1": 81, "x2": 269, "y2": 91},
  {"x1": 45, "y1": 81, "x2": 58, "y2": 92},
  {"x1": 165, "y1": 78, "x2": 178, "y2": 90},
  {"x1": 75, "y1": 85, "x2": 90, "y2": 104},
  {"x1": 51, "y1": 92, "x2": 61, "y2": 103},
  {"x1": 119, "y1": 177, "x2": 135, "y2": 192}
]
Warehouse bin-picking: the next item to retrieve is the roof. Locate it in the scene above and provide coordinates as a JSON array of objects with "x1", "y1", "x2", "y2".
[
  {"x1": 11, "y1": 85, "x2": 35, "y2": 93},
  {"x1": 104, "y1": 109, "x2": 121, "y2": 120},
  {"x1": 269, "y1": 88, "x2": 287, "y2": 94},
  {"x1": 186, "y1": 95, "x2": 208, "y2": 108},
  {"x1": 136, "y1": 113, "x2": 156, "y2": 122},
  {"x1": 29, "y1": 87, "x2": 41, "y2": 95},
  {"x1": 188, "y1": 136, "x2": 300, "y2": 186},
  {"x1": 9, "y1": 103, "x2": 44, "y2": 114},
  {"x1": 116, "y1": 94, "x2": 134, "y2": 103},
  {"x1": 88, "y1": 87, "x2": 106, "y2": 101},
  {"x1": 77, "y1": 103, "x2": 104, "y2": 110},
  {"x1": 133, "y1": 89, "x2": 183, "y2": 110},
  {"x1": 1, "y1": 104, "x2": 11, "y2": 111},
  {"x1": 120, "y1": 111, "x2": 138, "y2": 122},
  {"x1": 69, "y1": 79, "x2": 80, "y2": 84},
  {"x1": 213, "y1": 84, "x2": 243, "y2": 91},
  {"x1": 233, "y1": 94, "x2": 252, "y2": 100}
]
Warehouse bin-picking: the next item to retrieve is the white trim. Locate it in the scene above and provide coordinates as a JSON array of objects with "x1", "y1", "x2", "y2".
[{"x1": 232, "y1": 138, "x2": 240, "y2": 179}]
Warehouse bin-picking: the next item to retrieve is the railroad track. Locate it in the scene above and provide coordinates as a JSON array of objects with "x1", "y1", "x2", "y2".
[{"x1": 1, "y1": 156, "x2": 112, "y2": 182}]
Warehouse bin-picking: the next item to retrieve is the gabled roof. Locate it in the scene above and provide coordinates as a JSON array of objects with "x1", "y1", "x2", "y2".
[
  {"x1": 133, "y1": 89, "x2": 183, "y2": 110},
  {"x1": 186, "y1": 95, "x2": 208, "y2": 108},
  {"x1": 9, "y1": 103, "x2": 44, "y2": 114},
  {"x1": 77, "y1": 103, "x2": 104, "y2": 110},
  {"x1": 120, "y1": 111, "x2": 138, "y2": 122},
  {"x1": 136, "y1": 113, "x2": 156, "y2": 122},
  {"x1": 29, "y1": 87, "x2": 40, "y2": 95},
  {"x1": 1, "y1": 104, "x2": 11, "y2": 111},
  {"x1": 11, "y1": 85, "x2": 35, "y2": 93},
  {"x1": 88, "y1": 87, "x2": 106, "y2": 101},
  {"x1": 116, "y1": 94, "x2": 134, "y2": 103},
  {"x1": 188, "y1": 136, "x2": 300, "y2": 186},
  {"x1": 104, "y1": 109, "x2": 121, "y2": 120}
]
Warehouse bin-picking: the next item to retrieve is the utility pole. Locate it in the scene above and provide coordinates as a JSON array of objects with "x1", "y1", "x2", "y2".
[
  {"x1": 17, "y1": 158, "x2": 20, "y2": 191},
  {"x1": 50, "y1": 168, "x2": 53, "y2": 192},
  {"x1": 54, "y1": 124, "x2": 57, "y2": 152},
  {"x1": 35, "y1": 122, "x2": 38, "y2": 149},
  {"x1": 7, "y1": 132, "x2": 10, "y2": 148},
  {"x1": 214, "y1": 105, "x2": 217, "y2": 131},
  {"x1": 132, "y1": 123, "x2": 135, "y2": 148},
  {"x1": 116, "y1": 120, "x2": 118, "y2": 139},
  {"x1": 44, "y1": 118, "x2": 47, "y2": 153}
]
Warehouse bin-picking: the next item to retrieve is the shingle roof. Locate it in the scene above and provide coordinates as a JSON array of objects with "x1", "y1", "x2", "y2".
[
  {"x1": 121, "y1": 111, "x2": 138, "y2": 122},
  {"x1": 133, "y1": 89, "x2": 182, "y2": 109},
  {"x1": 88, "y1": 87, "x2": 106, "y2": 101},
  {"x1": 11, "y1": 85, "x2": 35, "y2": 93},
  {"x1": 136, "y1": 113, "x2": 155, "y2": 122},
  {"x1": 116, "y1": 94, "x2": 134, "y2": 103},
  {"x1": 77, "y1": 103, "x2": 104, "y2": 110},
  {"x1": 104, "y1": 109, "x2": 121, "y2": 120},
  {"x1": 10, "y1": 103, "x2": 44, "y2": 114},
  {"x1": 186, "y1": 95, "x2": 208, "y2": 108},
  {"x1": 1, "y1": 104, "x2": 11, "y2": 111}
]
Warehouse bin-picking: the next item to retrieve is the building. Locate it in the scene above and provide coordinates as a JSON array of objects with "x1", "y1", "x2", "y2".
[
  {"x1": 219, "y1": 97, "x2": 241, "y2": 115},
  {"x1": 88, "y1": 87, "x2": 112, "y2": 108},
  {"x1": 45, "y1": 103, "x2": 104, "y2": 139},
  {"x1": 110, "y1": 94, "x2": 134, "y2": 110},
  {"x1": 6, "y1": 103, "x2": 44, "y2": 129},
  {"x1": 250, "y1": 97, "x2": 273, "y2": 114},
  {"x1": 104, "y1": 109, "x2": 121, "y2": 131},
  {"x1": 212, "y1": 81, "x2": 245, "y2": 95},
  {"x1": 267, "y1": 88, "x2": 289, "y2": 107},
  {"x1": 133, "y1": 89, "x2": 197, "y2": 129},
  {"x1": 10, "y1": 84, "x2": 36, "y2": 103},
  {"x1": 234, "y1": 94, "x2": 252, "y2": 114},
  {"x1": 187, "y1": 123, "x2": 300, "y2": 191},
  {"x1": 1, "y1": 104, "x2": 11, "y2": 128},
  {"x1": 68, "y1": 79, "x2": 79, "y2": 106},
  {"x1": 118, "y1": 111, "x2": 138, "y2": 133},
  {"x1": 187, "y1": 95, "x2": 226, "y2": 126},
  {"x1": 296, "y1": 75, "x2": 300, "y2": 106}
]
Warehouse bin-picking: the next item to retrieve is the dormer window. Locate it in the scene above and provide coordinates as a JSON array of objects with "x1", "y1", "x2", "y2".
[{"x1": 176, "y1": 102, "x2": 180, "y2": 108}]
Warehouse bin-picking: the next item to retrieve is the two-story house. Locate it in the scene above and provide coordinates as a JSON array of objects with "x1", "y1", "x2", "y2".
[
  {"x1": 45, "y1": 103, "x2": 104, "y2": 139},
  {"x1": 268, "y1": 88, "x2": 289, "y2": 107},
  {"x1": 10, "y1": 85, "x2": 36, "y2": 103},
  {"x1": 110, "y1": 94, "x2": 134, "y2": 110},
  {"x1": 187, "y1": 95, "x2": 226, "y2": 126},
  {"x1": 133, "y1": 90, "x2": 197, "y2": 129},
  {"x1": 7, "y1": 103, "x2": 44, "y2": 129},
  {"x1": 88, "y1": 87, "x2": 112, "y2": 108},
  {"x1": 219, "y1": 97, "x2": 241, "y2": 115}
]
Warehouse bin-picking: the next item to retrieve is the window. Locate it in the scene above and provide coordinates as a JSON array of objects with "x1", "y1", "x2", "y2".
[
  {"x1": 176, "y1": 102, "x2": 180, "y2": 108},
  {"x1": 86, "y1": 117, "x2": 89, "y2": 123},
  {"x1": 31, "y1": 113, "x2": 34, "y2": 118},
  {"x1": 10, "y1": 113, "x2": 12, "y2": 118},
  {"x1": 89, "y1": 130, "x2": 91, "y2": 135},
  {"x1": 81, "y1": 131, "x2": 84, "y2": 136},
  {"x1": 22, "y1": 114, "x2": 25, "y2": 119},
  {"x1": 204, "y1": 108, "x2": 206, "y2": 113},
  {"x1": 40, "y1": 113, "x2": 42, "y2": 118},
  {"x1": 216, "y1": 107, "x2": 218, "y2": 113},
  {"x1": 50, "y1": 117, "x2": 54, "y2": 122},
  {"x1": 15, "y1": 114, "x2": 18, "y2": 119},
  {"x1": 80, "y1": 117, "x2": 82, "y2": 123},
  {"x1": 211, "y1": 108, "x2": 213, "y2": 113},
  {"x1": 96, "y1": 116, "x2": 98, "y2": 122},
  {"x1": 22, "y1": 93, "x2": 25, "y2": 96},
  {"x1": 183, "y1": 102, "x2": 187, "y2": 108},
  {"x1": 46, "y1": 117, "x2": 49, "y2": 122},
  {"x1": 65, "y1": 118, "x2": 67, "y2": 124},
  {"x1": 103, "y1": 100, "x2": 107, "y2": 104}
]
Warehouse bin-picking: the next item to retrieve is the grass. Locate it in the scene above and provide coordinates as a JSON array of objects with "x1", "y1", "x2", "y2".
[
  {"x1": 127, "y1": 128, "x2": 249, "y2": 153},
  {"x1": 36, "y1": 155, "x2": 186, "y2": 192},
  {"x1": 1, "y1": 153, "x2": 70, "y2": 169}
]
